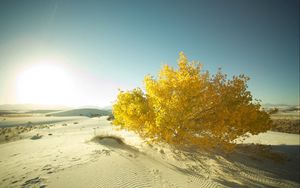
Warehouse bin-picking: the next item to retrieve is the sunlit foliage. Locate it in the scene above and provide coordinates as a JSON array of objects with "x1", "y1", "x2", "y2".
[{"x1": 113, "y1": 52, "x2": 271, "y2": 151}]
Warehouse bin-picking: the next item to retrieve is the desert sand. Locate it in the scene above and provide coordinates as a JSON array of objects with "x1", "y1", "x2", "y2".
[{"x1": 0, "y1": 115, "x2": 299, "y2": 188}]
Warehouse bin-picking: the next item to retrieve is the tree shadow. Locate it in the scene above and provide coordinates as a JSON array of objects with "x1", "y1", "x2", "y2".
[{"x1": 169, "y1": 144, "x2": 300, "y2": 187}]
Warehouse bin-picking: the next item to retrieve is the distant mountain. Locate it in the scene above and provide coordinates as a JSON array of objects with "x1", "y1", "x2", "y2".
[
  {"x1": 261, "y1": 104, "x2": 299, "y2": 115},
  {"x1": 77, "y1": 105, "x2": 102, "y2": 109},
  {"x1": 262, "y1": 103, "x2": 299, "y2": 109},
  {"x1": 25, "y1": 110, "x2": 61, "y2": 114},
  {"x1": 46, "y1": 108, "x2": 112, "y2": 117},
  {"x1": 0, "y1": 104, "x2": 70, "y2": 111},
  {"x1": 100, "y1": 105, "x2": 113, "y2": 110}
]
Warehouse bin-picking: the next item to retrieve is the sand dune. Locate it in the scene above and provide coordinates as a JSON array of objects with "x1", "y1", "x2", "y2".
[{"x1": 0, "y1": 116, "x2": 299, "y2": 187}]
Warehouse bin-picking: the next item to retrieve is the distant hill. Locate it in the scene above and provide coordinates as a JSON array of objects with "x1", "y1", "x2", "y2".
[
  {"x1": 46, "y1": 108, "x2": 112, "y2": 117},
  {"x1": 262, "y1": 104, "x2": 299, "y2": 111},
  {"x1": 0, "y1": 104, "x2": 69, "y2": 111},
  {"x1": 100, "y1": 105, "x2": 113, "y2": 110},
  {"x1": 25, "y1": 110, "x2": 61, "y2": 114}
]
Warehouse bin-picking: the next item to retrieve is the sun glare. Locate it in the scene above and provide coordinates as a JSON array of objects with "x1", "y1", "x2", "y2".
[{"x1": 16, "y1": 63, "x2": 75, "y2": 105}]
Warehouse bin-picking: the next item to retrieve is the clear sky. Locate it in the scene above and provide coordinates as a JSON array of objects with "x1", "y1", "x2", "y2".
[{"x1": 0, "y1": 0, "x2": 299, "y2": 107}]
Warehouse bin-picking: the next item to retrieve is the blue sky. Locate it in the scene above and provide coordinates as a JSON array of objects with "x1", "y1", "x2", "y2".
[{"x1": 0, "y1": 0, "x2": 299, "y2": 107}]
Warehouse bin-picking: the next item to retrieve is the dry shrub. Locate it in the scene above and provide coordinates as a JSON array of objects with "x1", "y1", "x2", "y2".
[
  {"x1": 271, "y1": 119, "x2": 300, "y2": 134},
  {"x1": 112, "y1": 52, "x2": 271, "y2": 152},
  {"x1": 92, "y1": 135, "x2": 125, "y2": 145},
  {"x1": 107, "y1": 114, "x2": 115, "y2": 121}
]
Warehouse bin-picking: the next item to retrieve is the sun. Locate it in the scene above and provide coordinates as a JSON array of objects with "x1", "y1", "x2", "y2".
[{"x1": 16, "y1": 62, "x2": 75, "y2": 105}]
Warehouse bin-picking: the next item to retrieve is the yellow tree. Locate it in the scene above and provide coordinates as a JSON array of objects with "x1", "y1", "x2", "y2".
[{"x1": 113, "y1": 52, "x2": 271, "y2": 151}]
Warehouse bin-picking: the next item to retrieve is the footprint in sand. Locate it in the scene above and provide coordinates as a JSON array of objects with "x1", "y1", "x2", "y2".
[
  {"x1": 93, "y1": 149, "x2": 111, "y2": 156},
  {"x1": 21, "y1": 177, "x2": 46, "y2": 188},
  {"x1": 11, "y1": 180, "x2": 18, "y2": 184},
  {"x1": 72, "y1": 157, "x2": 82, "y2": 161},
  {"x1": 42, "y1": 164, "x2": 52, "y2": 171},
  {"x1": 127, "y1": 153, "x2": 137, "y2": 158},
  {"x1": 30, "y1": 134, "x2": 43, "y2": 140}
]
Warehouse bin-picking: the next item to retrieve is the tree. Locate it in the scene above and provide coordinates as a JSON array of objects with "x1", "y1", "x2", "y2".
[{"x1": 112, "y1": 52, "x2": 271, "y2": 151}]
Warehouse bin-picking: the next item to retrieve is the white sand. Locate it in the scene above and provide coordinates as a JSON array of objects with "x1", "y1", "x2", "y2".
[
  {"x1": 0, "y1": 117, "x2": 299, "y2": 188},
  {"x1": 243, "y1": 131, "x2": 300, "y2": 145}
]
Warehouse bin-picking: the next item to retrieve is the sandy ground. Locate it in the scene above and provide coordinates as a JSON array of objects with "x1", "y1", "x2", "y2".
[{"x1": 0, "y1": 117, "x2": 299, "y2": 188}]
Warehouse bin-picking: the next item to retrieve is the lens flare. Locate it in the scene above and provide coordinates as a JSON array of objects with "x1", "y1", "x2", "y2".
[{"x1": 16, "y1": 62, "x2": 75, "y2": 105}]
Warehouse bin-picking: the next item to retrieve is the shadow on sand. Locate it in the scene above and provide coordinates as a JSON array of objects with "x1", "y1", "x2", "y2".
[{"x1": 170, "y1": 144, "x2": 299, "y2": 187}]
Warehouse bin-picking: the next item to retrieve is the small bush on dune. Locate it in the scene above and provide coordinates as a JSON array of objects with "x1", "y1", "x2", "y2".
[
  {"x1": 112, "y1": 52, "x2": 271, "y2": 152},
  {"x1": 92, "y1": 135, "x2": 125, "y2": 145},
  {"x1": 107, "y1": 114, "x2": 115, "y2": 121},
  {"x1": 268, "y1": 108, "x2": 279, "y2": 114}
]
